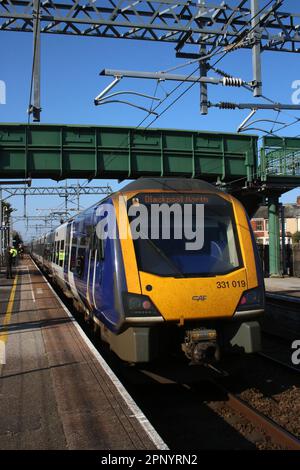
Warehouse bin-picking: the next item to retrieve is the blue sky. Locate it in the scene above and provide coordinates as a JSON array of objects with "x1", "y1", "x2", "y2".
[{"x1": 0, "y1": 0, "x2": 299, "y2": 241}]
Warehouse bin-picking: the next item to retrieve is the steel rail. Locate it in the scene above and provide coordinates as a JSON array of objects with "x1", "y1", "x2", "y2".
[
  {"x1": 213, "y1": 380, "x2": 300, "y2": 450},
  {"x1": 138, "y1": 363, "x2": 300, "y2": 450}
]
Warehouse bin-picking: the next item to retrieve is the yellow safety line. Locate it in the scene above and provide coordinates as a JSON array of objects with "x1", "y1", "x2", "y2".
[{"x1": 0, "y1": 275, "x2": 18, "y2": 343}]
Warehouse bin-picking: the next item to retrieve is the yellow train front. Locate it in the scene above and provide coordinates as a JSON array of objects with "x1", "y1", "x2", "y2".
[{"x1": 104, "y1": 178, "x2": 264, "y2": 364}]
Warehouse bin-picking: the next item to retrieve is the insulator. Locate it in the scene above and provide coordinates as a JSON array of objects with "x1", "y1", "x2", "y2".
[
  {"x1": 213, "y1": 68, "x2": 232, "y2": 78},
  {"x1": 224, "y1": 39, "x2": 249, "y2": 52},
  {"x1": 222, "y1": 77, "x2": 243, "y2": 87},
  {"x1": 218, "y1": 102, "x2": 237, "y2": 110},
  {"x1": 230, "y1": 42, "x2": 245, "y2": 51}
]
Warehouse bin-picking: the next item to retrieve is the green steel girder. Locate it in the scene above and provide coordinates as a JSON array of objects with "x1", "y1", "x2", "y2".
[
  {"x1": 260, "y1": 136, "x2": 300, "y2": 185},
  {"x1": 0, "y1": 1, "x2": 300, "y2": 54},
  {"x1": 259, "y1": 135, "x2": 300, "y2": 277},
  {"x1": 0, "y1": 123, "x2": 258, "y2": 182},
  {"x1": 268, "y1": 195, "x2": 281, "y2": 277}
]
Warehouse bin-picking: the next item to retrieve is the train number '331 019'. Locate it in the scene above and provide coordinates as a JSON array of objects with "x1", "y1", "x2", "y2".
[{"x1": 216, "y1": 280, "x2": 246, "y2": 289}]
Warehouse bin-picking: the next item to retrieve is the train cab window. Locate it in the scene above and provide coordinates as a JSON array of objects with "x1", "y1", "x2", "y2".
[{"x1": 128, "y1": 193, "x2": 242, "y2": 277}]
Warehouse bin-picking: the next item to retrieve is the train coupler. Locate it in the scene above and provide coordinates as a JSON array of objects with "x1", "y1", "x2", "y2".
[{"x1": 182, "y1": 328, "x2": 220, "y2": 364}]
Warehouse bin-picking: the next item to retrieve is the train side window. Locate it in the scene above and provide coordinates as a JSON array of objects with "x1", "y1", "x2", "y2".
[
  {"x1": 98, "y1": 237, "x2": 105, "y2": 260},
  {"x1": 59, "y1": 240, "x2": 65, "y2": 267},
  {"x1": 76, "y1": 247, "x2": 85, "y2": 278},
  {"x1": 56, "y1": 241, "x2": 60, "y2": 265},
  {"x1": 70, "y1": 246, "x2": 77, "y2": 272},
  {"x1": 94, "y1": 223, "x2": 105, "y2": 261},
  {"x1": 51, "y1": 243, "x2": 55, "y2": 263},
  {"x1": 70, "y1": 235, "x2": 77, "y2": 272},
  {"x1": 93, "y1": 231, "x2": 105, "y2": 261},
  {"x1": 64, "y1": 224, "x2": 72, "y2": 270}
]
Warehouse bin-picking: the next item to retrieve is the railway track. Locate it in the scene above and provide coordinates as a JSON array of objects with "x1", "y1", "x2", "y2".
[
  {"x1": 130, "y1": 365, "x2": 300, "y2": 450},
  {"x1": 210, "y1": 378, "x2": 300, "y2": 450},
  {"x1": 91, "y1": 332, "x2": 300, "y2": 450},
  {"x1": 36, "y1": 261, "x2": 300, "y2": 449}
]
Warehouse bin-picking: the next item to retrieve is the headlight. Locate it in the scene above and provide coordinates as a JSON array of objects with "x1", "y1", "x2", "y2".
[
  {"x1": 123, "y1": 293, "x2": 161, "y2": 317},
  {"x1": 237, "y1": 287, "x2": 264, "y2": 311}
]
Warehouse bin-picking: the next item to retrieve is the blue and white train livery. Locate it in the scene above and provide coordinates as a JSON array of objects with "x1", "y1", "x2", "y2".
[{"x1": 31, "y1": 178, "x2": 264, "y2": 363}]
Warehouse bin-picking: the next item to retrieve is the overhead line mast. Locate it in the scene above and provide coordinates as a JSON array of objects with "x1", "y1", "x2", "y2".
[{"x1": 1, "y1": 1, "x2": 300, "y2": 120}]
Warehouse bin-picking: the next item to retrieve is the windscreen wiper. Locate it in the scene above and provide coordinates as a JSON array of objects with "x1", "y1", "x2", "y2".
[{"x1": 140, "y1": 232, "x2": 184, "y2": 278}]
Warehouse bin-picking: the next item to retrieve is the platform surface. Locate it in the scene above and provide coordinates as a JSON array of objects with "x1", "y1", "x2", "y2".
[
  {"x1": 264, "y1": 277, "x2": 300, "y2": 300},
  {"x1": 0, "y1": 257, "x2": 165, "y2": 450}
]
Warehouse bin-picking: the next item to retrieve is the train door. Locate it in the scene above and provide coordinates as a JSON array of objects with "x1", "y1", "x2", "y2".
[
  {"x1": 55, "y1": 224, "x2": 67, "y2": 287},
  {"x1": 67, "y1": 221, "x2": 80, "y2": 300},
  {"x1": 88, "y1": 218, "x2": 104, "y2": 311},
  {"x1": 63, "y1": 221, "x2": 72, "y2": 277}
]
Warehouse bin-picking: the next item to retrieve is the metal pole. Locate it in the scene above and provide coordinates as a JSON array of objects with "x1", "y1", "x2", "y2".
[
  {"x1": 9, "y1": 211, "x2": 12, "y2": 246},
  {"x1": 268, "y1": 196, "x2": 281, "y2": 277},
  {"x1": 77, "y1": 180, "x2": 80, "y2": 212},
  {"x1": 100, "y1": 69, "x2": 222, "y2": 84},
  {"x1": 32, "y1": 0, "x2": 41, "y2": 121},
  {"x1": 199, "y1": 47, "x2": 208, "y2": 114},
  {"x1": 251, "y1": 0, "x2": 262, "y2": 97},
  {"x1": 280, "y1": 203, "x2": 286, "y2": 275},
  {"x1": 199, "y1": 0, "x2": 208, "y2": 115},
  {"x1": 65, "y1": 179, "x2": 68, "y2": 217},
  {"x1": 94, "y1": 76, "x2": 121, "y2": 103},
  {"x1": 3, "y1": 214, "x2": 5, "y2": 253},
  {"x1": 24, "y1": 189, "x2": 27, "y2": 217}
]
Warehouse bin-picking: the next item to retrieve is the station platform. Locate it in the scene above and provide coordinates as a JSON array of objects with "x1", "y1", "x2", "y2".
[
  {"x1": 264, "y1": 277, "x2": 300, "y2": 302},
  {"x1": 0, "y1": 257, "x2": 166, "y2": 450}
]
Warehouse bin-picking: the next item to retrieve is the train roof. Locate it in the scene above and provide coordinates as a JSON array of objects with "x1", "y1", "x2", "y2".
[{"x1": 119, "y1": 177, "x2": 219, "y2": 193}]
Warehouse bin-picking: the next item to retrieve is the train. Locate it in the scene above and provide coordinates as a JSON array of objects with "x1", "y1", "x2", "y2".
[{"x1": 31, "y1": 178, "x2": 264, "y2": 364}]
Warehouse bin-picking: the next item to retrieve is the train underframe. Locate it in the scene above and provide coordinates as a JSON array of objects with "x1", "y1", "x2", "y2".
[
  {"x1": 38, "y1": 259, "x2": 262, "y2": 365},
  {"x1": 70, "y1": 288, "x2": 262, "y2": 364},
  {"x1": 95, "y1": 319, "x2": 262, "y2": 364}
]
